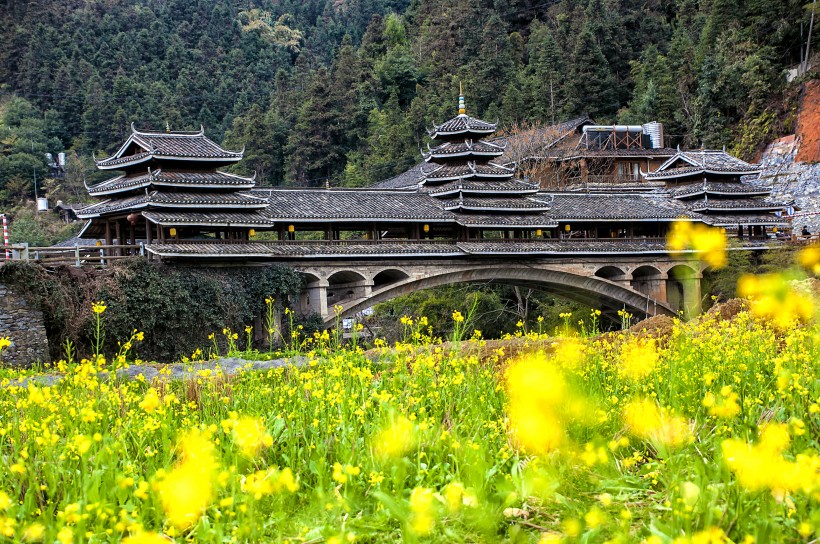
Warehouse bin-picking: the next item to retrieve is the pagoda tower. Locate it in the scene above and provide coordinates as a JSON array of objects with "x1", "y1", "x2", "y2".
[
  {"x1": 78, "y1": 124, "x2": 268, "y2": 247},
  {"x1": 421, "y1": 88, "x2": 551, "y2": 239},
  {"x1": 644, "y1": 149, "x2": 791, "y2": 238}
]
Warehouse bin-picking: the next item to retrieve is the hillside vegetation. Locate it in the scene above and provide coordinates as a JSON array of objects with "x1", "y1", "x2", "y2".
[{"x1": 0, "y1": 0, "x2": 813, "y2": 203}]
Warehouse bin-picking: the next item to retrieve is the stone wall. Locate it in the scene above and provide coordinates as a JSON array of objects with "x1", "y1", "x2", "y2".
[
  {"x1": 758, "y1": 135, "x2": 820, "y2": 234},
  {"x1": 0, "y1": 282, "x2": 50, "y2": 367},
  {"x1": 755, "y1": 81, "x2": 820, "y2": 234}
]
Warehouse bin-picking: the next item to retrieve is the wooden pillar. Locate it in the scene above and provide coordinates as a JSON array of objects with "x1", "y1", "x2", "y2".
[
  {"x1": 114, "y1": 221, "x2": 122, "y2": 256},
  {"x1": 129, "y1": 221, "x2": 136, "y2": 247},
  {"x1": 104, "y1": 220, "x2": 113, "y2": 247},
  {"x1": 145, "y1": 218, "x2": 153, "y2": 244}
]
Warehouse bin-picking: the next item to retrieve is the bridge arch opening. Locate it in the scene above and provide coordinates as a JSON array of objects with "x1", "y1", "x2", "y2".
[
  {"x1": 630, "y1": 265, "x2": 664, "y2": 301},
  {"x1": 327, "y1": 270, "x2": 369, "y2": 308},
  {"x1": 595, "y1": 266, "x2": 626, "y2": 281},
  {"x1": 373, "y1": 269, "x2": 410, "y2": 290},
  {"x1": 326, "y1": 266, "x2": 675, "y2": 326}
]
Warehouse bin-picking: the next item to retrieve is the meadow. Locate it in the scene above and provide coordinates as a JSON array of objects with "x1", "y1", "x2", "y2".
[{"x1": 0, "y1": 229, "x2": 819, "y2": 543}]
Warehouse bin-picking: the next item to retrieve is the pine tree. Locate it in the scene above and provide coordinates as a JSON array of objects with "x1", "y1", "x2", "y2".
[
  {"x1": 567, "y1": 25, "x2": 618, "y2": 120},
  {"x1": 527, "y1": 21, "x2": 567, "y2": 124}
]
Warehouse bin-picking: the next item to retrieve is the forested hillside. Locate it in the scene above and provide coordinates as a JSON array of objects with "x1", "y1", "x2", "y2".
[{"x1": 0, "y1": 0, "x2": 813, "y2": 202}]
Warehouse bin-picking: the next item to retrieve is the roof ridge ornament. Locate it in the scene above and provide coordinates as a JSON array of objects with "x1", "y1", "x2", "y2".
[{"x1": 458, "y1": 82, "x2": 466, "y2": 115}]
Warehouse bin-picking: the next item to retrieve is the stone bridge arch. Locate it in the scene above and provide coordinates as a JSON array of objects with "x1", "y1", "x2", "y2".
[{"x1": 319, "y1": 265, "x2": 676, "y2": 326}]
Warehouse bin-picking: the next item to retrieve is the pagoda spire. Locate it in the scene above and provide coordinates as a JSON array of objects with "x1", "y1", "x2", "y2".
[{"x1": 458, "y1": 82, "x2": 466, "y2": 115}]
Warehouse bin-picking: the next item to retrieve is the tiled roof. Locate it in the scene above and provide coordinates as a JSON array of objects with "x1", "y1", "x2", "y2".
[
  {"x1": 77, "y1": 191, "x2": 264, "y2": 217},
  {"x1": 424, "y1": 140, "x2": 505, "y2": 160},
  {"x1": 453, "y1": 214, "x2": 557, "y2": 227},
  {"x1": 443, "y1": 197, "x2": 552, "y2": 212},
  {"x1": 423, "y1": 162, "x2": 514, "y2": 182},
  {"x1": 141, "y1": 210, "x2": 271, "y2": 226},
  {"x1": 428, "y1": 179, "x2": 538, "y2": 197},
  {"x1": 646, "y1": 150, "x2": 761, "y2": 180},
  {"x1": 96, "y1": 125, "x2": 242, "y2": 169},
  {"x1": 78, "y1": 194, "x2": 150, "y2": 217},
  {"x1": 669, "y1": 182, "x2": 771, "y2": 198},
  {"x1": 548, "y1": 193, "x2": 694, "y2": 221},
  {"x1": 370, "y1": 165, "x2": 424, "y2": 189},
  {"x1": 700, "y1": 214, "x2": 791, "y2": 227},
  {"x1": 430, "y1": 114, "x2": 497, "y2": 138},
  {"x1": 565, "y1": 181, "x2": 667, "y2": 193},
  {"x1": 87, "y1": 169, "x2": 256, "y2": 195},
  {"x1": 256, "y1": 189, "x2": 453, "y2": 222},
  {"x1": 689, "y1": 198, "x2": 786, "y2": 212},
  {"x1": 563, "y1": 147, "x2": 678, "y2": 159}
]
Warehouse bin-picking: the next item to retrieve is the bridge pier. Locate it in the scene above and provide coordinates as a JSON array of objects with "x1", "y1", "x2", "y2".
[{"x1": 300, "y1": 282, "x2": 329, "y2": 317}]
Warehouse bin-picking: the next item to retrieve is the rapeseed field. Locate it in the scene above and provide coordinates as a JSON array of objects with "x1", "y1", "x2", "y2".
[{"x1": 0, "y1": 229, "x2": 819, "y2": 543}]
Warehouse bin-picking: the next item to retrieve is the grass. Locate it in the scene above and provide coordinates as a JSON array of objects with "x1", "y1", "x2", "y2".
[
  {"x1": 1, "y1": 229, "x2": 819, "y2": 543},
  {"x1": 0, "y1": 303, "x2": 818, "y2": 543}
]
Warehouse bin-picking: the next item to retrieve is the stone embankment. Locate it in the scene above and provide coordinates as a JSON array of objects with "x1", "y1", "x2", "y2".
[
  {"x1": 0, "y1": 282, "x2": 49, "y2": 367},
  {"x1": 3, "y1": 356, "x2": 308, "y2": 389},
  {"x1": 757, "y1": 80, "x2": 820, "y2": 234}
]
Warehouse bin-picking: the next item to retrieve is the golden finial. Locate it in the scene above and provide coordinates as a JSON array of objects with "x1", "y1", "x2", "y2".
[{"x1": 458, "y1": 81, "x2": 466, "y2": 115}]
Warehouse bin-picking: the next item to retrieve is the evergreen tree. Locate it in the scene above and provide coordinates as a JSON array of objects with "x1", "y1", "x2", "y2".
[
  {"x1": 285, "y1": 68, "x2": 346, "y2": 186},
  {"x1": 526, "y1": 21, "x2": 567, "y2": 124},
  {"x1": 567, "y1": 25, "x2": 618, "y2": 120}
]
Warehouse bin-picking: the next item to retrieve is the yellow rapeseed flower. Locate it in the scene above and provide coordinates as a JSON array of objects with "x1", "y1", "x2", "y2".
[
  {"x1": 737, "y1": 273, "x2": 814, "y2": 329},
  {"x1": 798, "y1": 244, "x2": 820, "y2": 275},
  {"x1": 22, "y1": 522, "x2": 45, "y2": 542},
  {"x1": 56, "y1": 527, "x2": 73, "y2": 544},
  {"x1": 155, "y1": 428, "x2": 218, "y2": 530},
  {"x1": 623, "y1": 398, "x2": 692, "y2": 449},
  {"x1": 138, "y1": 388, "x2": 161, "y2": 414},
  {"x1": 409, "y1": 487, "x2": 435, "y2": 535},
  {"x1": 441, "y1": 481, "x2": 465, "y2": 513},
  {"x1": 452, "y1": 310, "x2": 464, "y2": 323},
  {"x1": 618, "y1": 338, "x2": 658, "y2": 381},
  {"x1": 241, "y1": 467, "x2": 299, "y2": 499},
  {"x1": 372, "y1": 415, "x2": 416, "y2": 460},
  {"x1": 231, "y1": 416, "x2": 274, "y2": 458},
  {"x1": 156, "y1": 461, "x2": 213, "y2": 530},
  {"x1": 667, "y1": 220, "x2": 727, "y2": 269},
  {"x1": 122, "y1": 531, "x2": 171, "y2": 544},
  {"x1": 91, "y1": 301, "x2": 107, "y2": 314},
  {"x1": 0, "y1": 492, "x2": 10, "y2": 511},
  {"x1": 506, "y1": 353, "x2": 569, "y2": 454}
]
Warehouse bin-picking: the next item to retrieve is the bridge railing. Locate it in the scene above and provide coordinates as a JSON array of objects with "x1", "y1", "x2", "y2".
[
  {"x1": 3, "y1": 243, "x2": 144, "y2": 267},
  {"x1": 153, "y1": 237, "x2": 670, "y2": 244}
]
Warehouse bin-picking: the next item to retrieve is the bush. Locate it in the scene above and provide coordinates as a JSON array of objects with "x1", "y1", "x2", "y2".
[{"x1": 0, "y1": 260, "x2": 302, "y2": 361}]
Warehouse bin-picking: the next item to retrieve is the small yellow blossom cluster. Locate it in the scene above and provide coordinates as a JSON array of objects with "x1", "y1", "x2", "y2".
[
  {"x1": 667, "y1": 220, "x2": 727, "y2": 268},
  {"x1": 155, "y1": 428, "x2": 218, "y2": 530},
  {"x1": 618, "y1": 338, "x2": 659, "y2": 380},
  {"x1": 737, "y1": 273, "x2": 814, "y2": 329},
  {"x1": 222, "y1": 413, "x2": 274, "y2": 457},
  {"x1": 798, "y1": 244, "x2": 820, "y2": 275},
  {"x1": 241, "y1": 467, "x2": 299, "y2": 499},
  {"x1": 702, "y1": 385, "x2": 740, "y2": 419},
  {"x1": 623, "y1": 398, "x2": 692, "y2": 449},
  {"x1": 722, "y1": 423, "x2": 820, "y2": 496},
  {"x1": 332, "y1": 463, "x2": 360, "y2": 484},
  {"x1": 372, "y1": 415, "x2": 416, "y2": 460},
  {"x1": 506, "y1": 353, "x2": 570, "y2": 454}
]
